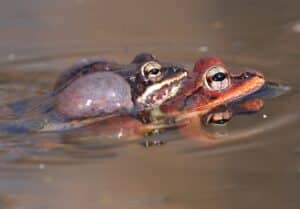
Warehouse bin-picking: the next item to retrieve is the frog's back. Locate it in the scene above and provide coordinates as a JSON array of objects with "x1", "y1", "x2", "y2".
[
  {"x1": 54, "y1": 58, "x2": 120, "y2": 94},
  {"x1": 7, "y1": 59, "x2": 122, "y2": 117}
]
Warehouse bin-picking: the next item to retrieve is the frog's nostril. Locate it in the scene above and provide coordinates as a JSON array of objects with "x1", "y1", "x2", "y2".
[{"x1": 243, "y1": 72, "x2": 255, "y2": 79}]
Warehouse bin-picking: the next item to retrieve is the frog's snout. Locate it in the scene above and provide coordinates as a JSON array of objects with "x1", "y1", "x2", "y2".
[
  {"x1": 242, "y1": 71, "x2": 263, "y2": 79},
  {"x1": 234, "y1": 70, "x2": 264, "y2": 80}
]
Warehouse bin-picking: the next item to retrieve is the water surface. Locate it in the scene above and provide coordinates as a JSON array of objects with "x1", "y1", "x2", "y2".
[{"x1": 0, "y1": 0, "x2": 299, "y2": 209}]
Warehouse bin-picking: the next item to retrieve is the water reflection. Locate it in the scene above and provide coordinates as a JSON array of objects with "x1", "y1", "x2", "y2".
[{"x1": 0, "y1": 0, "x2": 299, "y2": 209}]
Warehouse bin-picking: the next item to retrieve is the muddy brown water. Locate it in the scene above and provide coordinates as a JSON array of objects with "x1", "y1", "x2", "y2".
[{"x1": 0, "y1": 0, "x2": 299, "y2": 209}]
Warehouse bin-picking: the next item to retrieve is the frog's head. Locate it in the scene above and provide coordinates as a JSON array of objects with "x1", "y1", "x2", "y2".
[
  {"x1": 129, "y1": 53, "x2": 188, "y2": 110},
  {"x1": 184, "y1": 57, "x2": 265, "y2": 111}
]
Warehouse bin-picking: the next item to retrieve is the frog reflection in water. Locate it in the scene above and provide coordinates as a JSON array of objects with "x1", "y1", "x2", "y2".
[{"x1": 2, "y1": 55, "x2": 288, "y2": 146}]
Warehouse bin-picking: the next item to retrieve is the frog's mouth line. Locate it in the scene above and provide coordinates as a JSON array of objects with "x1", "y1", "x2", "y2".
[{"x1": 136, "y1": 72, "x2": 188, "y2": 108}]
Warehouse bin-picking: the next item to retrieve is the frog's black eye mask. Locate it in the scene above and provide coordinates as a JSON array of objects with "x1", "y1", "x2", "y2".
[{"x1": 134, "y1": 61, "x2": 188, "y2": 109}]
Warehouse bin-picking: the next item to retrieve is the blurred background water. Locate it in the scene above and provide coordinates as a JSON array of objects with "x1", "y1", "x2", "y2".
[{"x1": 0, "y1": 0, "x2": 299, "y2": 208}]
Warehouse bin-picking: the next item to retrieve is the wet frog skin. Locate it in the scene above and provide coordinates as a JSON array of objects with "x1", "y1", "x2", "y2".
[
  {"x1": 1, "y1": 53, "x2": 189, "y2": 132},
  {"x1": 0, "y1": 55, "x2": 288, "y2": 138},
  {"x1": 189, "y1": 57, "x2": 265, "y2": 111},
  {"x1": 54, "y1": 57, "x2": 276, "y2": 143},
  {"x1": 162, "y1": 57, "x2": 289, "y2": 146},
  {"x1": 56, "y1": 92, "x2": 268, "y2": 148},
  {"x1": 160, "y1": 57, "x2": 265, "y2": 114},
  {"x1": 55, "y1": 71, "x2": 134, "y2": 120},
  {"x1": 53, "y1": 53, "x2": 188, "y2": 120}
]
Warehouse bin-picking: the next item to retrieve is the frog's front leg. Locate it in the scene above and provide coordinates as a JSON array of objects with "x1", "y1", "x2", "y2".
[{"x1": 137, "y1": 108, "x2": 194, "y2": 147}]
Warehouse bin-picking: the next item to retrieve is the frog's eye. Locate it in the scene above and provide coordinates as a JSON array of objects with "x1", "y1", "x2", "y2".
[
  {"x1": 140, "y1": 61, "x2": 163, "y2": 82},
  {"x1": 204, "y1": 66, "x2": 231, "y2": 91}
]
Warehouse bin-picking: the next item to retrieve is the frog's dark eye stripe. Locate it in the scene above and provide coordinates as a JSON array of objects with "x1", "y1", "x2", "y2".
[
  {"x1": 204, "y1": 66, "x2": 231, "y2": 91},
  {"x1": 140, "y1": 61, "x2": 163, "y2": 82}
]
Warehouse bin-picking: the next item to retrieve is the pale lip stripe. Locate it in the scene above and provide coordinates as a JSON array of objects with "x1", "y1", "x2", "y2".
[{"x1": 136, "y1": 72, "x2": 188, "y2": 107}]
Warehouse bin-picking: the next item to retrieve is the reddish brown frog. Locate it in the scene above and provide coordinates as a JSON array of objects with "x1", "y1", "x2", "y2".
[{"x1": 159, "y1": 57, "x2": 265, "y2": 114}]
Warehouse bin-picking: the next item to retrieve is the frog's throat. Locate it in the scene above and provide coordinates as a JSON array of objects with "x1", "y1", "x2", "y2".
[{"x1": 136, "y1": 72, "x2": 188, "y2": 108}]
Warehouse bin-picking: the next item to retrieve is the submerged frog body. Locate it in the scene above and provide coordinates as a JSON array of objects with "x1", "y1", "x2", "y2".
[{"x1": 0, "y1": 55, "x2": 289, "y2": 136}]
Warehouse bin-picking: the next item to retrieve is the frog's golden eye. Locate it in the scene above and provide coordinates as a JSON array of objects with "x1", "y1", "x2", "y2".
[
  {"x1": 204, "y1": 66, "x2": 231, "y2": 91},
  {"x1": 140, "y1": 61, "x2": 163, "y2": 82}
]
